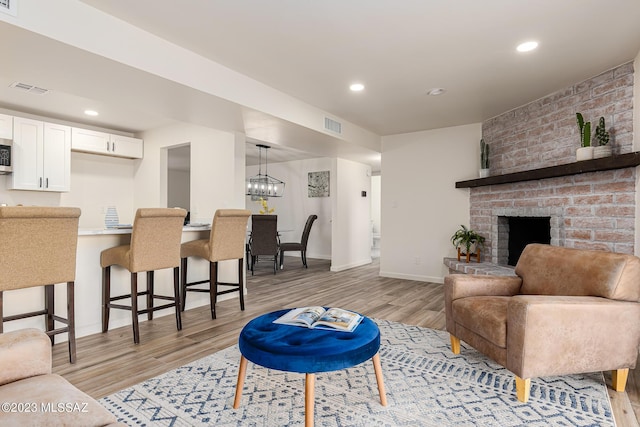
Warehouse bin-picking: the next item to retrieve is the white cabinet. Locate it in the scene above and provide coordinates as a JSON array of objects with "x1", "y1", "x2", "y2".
[
  {"x1": 109, "y1": 134, "x2": 143, "y2": 158},
  {"x1": 71, "y1": 128, "x2": 143, "y2": 159},
  {"x1": 0, "y1": 113, "x2": 13, "y2": 139},
  {"x1": 10, "y1": 117, "x2": 71, "y2": 192}
]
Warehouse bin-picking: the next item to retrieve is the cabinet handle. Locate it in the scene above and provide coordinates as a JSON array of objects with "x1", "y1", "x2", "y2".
[
  {"x1": 112, "y1": 142, "x2": 116, "y2": 151},
  {"x1": 46, "y1": 178, "x2": 49, "y2": 189},
  {"x1": 106, "y1": 141, "x2": 110, "y2": 151},
  {"x1": 39, "y1": 177, "x2": 43, "y2": 188}
]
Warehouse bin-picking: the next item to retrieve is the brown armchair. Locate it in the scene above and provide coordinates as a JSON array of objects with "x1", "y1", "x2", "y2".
[{"x1": 445, "y1": 243, "x2": 640, "y2": 402}]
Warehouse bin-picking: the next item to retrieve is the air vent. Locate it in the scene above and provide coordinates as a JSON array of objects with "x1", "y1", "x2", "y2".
[
  {"x1": 0, "y1": 0, "x2": 18, "y2": 16},
  {"x1": 324, "y1": 117, "x2": 342, "y2": 134},
  {"x1": 10, "y1": 82, "x2": 50, "y2": 95}
]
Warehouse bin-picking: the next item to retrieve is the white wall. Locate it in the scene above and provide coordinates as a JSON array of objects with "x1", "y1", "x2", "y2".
[
  {"x1": 245, "y1": 157, "x2": 332, "y2": 260},
  {"x1": 331, "y1": 158, "x2": 372, "y2": 271},
  {"x1": 380, "y1": 123, "x2": 481, "y2": 283}
]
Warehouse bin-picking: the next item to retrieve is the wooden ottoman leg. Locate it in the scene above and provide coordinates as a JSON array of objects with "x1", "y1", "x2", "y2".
[
  {"x1": 305, "y1": 373, "x2": 315, "y2": 427},
  {"x1": 233, "y1": 356, "x2": 248, "y2": 409},
  {"x1": 372, "y1": 353, "x2": 387, "y2": 406}
]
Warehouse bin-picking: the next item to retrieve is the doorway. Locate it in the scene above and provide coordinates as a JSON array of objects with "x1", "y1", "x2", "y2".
[{"x1": 167, "y1": 145, "x2": 191, "y2": 217}]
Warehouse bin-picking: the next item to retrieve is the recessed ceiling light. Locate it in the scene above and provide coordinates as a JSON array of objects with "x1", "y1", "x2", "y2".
[
  {"x1": 427, "y1": 88, "x2": 446, "y2": 96},
  {"x1": 517, "y1": 41, "x2": 538, "y2": 52},
  {"x1": 84, "y1": 110, "x2": 99, "y2": 116},
  {"x1": 349, "y1": 83, "x2": 365, "y2": 92}
]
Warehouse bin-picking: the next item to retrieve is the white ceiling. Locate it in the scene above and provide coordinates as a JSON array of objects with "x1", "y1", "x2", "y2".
[{"x1": 2, "y1": 0, "x2": 640, "y2": 170}]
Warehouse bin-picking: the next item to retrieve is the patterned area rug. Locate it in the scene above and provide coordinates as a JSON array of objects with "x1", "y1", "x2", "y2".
[{"x1": 101, "y1": 320, "x2": 614, "y2": 426}]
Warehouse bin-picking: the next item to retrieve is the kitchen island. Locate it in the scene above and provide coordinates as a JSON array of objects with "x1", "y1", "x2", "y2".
[{"x1": 3, "y1": 225, "x2": 247, "y2": 340}]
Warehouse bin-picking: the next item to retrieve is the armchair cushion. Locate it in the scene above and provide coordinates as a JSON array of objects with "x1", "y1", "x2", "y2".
[
  {"x1": 0, "y1": 329, "x2": 121, "y2": 426},
  {"x1": 0, "y1": 328, "x2": 51, "y2": 387}
]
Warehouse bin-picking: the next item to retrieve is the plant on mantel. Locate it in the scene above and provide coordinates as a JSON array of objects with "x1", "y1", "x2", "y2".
[
  {"x1": 576, "y1": 112, "x2": 593, "y2": 161},
  {"x1": 593, "y1": 116, "x2": 612, "y2": 159},
  {"x1": 479, "y1": 139, "x2": 490, "y2": 178},
  {"x1": 451, "y1": 225, "x2": 485, "y2": 263}
]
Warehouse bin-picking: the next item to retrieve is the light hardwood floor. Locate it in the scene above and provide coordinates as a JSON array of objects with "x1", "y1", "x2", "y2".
[{"x1": 51, "y1": 257, "x2": 639, "y2": 426}]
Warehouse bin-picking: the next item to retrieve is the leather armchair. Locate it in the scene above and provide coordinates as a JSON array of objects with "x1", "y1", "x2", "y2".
[{"x1": 445, "y1": 243, "x2": 640, "y2": 402}]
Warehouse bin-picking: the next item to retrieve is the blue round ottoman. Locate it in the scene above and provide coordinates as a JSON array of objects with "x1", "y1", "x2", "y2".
[{"x1": 233, "y1": 309, "x2": 387, "y2": 426}]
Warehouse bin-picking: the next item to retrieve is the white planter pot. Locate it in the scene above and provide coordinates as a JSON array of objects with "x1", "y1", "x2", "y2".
[
  {"x1": 479, "y1": 168, "x2": 490, "y2": 178},
  {"x1": 576, "y1": 147, "x2": 594, "y2": 161},
  {"x1": 593, "y1": 146, "x2": 612, "y2": 159}
]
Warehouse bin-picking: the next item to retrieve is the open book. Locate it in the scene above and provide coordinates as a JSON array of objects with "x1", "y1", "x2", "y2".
[{"x1": 273, "y1": 306, "x2": 363, "y2": 332}]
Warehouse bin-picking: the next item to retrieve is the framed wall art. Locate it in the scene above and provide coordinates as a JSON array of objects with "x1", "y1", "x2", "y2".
[{"x1": 308, "y1": 171, "x2": 330, "y2": 197}]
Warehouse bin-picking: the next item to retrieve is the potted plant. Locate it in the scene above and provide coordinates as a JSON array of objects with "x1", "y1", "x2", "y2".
[
  {"x1": 451, "y1": 225, "x2": 485, "y2": 263},
  {"x1": 576, "y1": 113, "x2": 593, "y2": 161},
  {"x1": 593, "y1": 116, "x2": 611, "y2": 158},
  {"x1": 479, "y1": 139, "x2": 490, "y2": 178}
]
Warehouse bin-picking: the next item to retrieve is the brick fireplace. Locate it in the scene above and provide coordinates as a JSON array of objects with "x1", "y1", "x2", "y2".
[{"x1": 469, "y1": 61, "x2": 637, "y2": 265}]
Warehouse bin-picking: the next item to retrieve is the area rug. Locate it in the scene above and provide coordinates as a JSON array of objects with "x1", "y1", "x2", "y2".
[{"x1": 101, "y1": 319, "x2": 615, "y2": 426}]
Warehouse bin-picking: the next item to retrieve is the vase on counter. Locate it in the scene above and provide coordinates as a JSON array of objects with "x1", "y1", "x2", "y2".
[{"x1": 104, "y1": 206, "x2": 119, "y2": 229}]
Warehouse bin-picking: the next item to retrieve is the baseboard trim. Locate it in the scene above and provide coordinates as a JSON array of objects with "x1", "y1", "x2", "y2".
[
  {"x1": 379, "y1": 270, "x2": 444, "y2": 284},
  {"x1": 330, "y1": 258, "x2": 372, "y2": 272}
]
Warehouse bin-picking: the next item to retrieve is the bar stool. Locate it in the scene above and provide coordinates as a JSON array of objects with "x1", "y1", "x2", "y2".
[
  {"x1": 180, "y1": 209, "x2": 251, "y2": 319},
  {"x1": 0, "y1": 206, "x2": 81, "y2": 363},
  {"x1": 101, "y1": 208, "x2": 186, "y2": 344}
]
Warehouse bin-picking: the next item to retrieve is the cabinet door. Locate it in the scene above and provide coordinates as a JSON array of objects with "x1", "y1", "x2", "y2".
[
  {"x1": 0, "y1": 113, "x2": 13, "y2": 139},
  {"x1": 110, "y1": 134, "x2": 143, "y2": 158},
  {"x1": 43, "y1": 123, "x2": 71, "y2": 192},
  {"x1": 10, "y1": 117, "x2": 43, "y2": 191},
  {"x1": 71, "y1": 127, "x2": 110, "y2": 155}
]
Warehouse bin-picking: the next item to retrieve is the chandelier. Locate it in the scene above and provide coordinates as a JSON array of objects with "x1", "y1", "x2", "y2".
[{"x1": 246, "y1": 144, "x2": 285, "y2": 199}]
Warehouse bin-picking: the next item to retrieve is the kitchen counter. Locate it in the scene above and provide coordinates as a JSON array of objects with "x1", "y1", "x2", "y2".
[{"x1": 78, "y1": 224, "x2": 211, "y2": 235}]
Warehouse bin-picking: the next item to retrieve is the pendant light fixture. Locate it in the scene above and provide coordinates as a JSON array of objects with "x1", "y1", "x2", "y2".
[{"x1": 246, "y1": 144, "x2": 285, "y2": 199}]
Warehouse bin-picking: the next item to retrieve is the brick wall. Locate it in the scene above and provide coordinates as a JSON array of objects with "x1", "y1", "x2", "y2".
[{"x1": 471, "y1": 62, "x2": 636, "y2": 261}]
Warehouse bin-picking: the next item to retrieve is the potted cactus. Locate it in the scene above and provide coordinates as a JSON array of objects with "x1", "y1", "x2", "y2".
[
  {"x1": 479, "y1": 139, "x2": 490, "y2": 178},
  {"x1": 576, "y1": 113, "x2": 593, "y2": 161},
  {"x1": 593, "y1": 116, "x2": 612, "y2": 158}
]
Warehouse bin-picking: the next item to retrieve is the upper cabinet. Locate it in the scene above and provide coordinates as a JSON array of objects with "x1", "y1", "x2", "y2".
[
  {"x1": 0, "y1": 113, "x2": 13, "y2": 139},
  {"x1": 10, "y1": 117, "x2": 71, "y2": 192},
  {"x1": 71, "y1": 128, "x2": 143, "y2": 159}
]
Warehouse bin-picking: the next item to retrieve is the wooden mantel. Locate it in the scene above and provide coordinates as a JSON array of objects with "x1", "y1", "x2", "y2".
[{"x1": 455, "y1": 152, "x2": 640, "y2": 189}]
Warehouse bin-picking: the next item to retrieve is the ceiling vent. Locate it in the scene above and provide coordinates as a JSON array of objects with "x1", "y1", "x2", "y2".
[
  {"x1": 324, "y1": 117, "x2": 342, "y2": 134},
  {"x1": 10, "y1": 82, "x2": 50, "y2": 95},
  {"x1": 0, "y1": 0, "x2": 18, "y2": 16}
]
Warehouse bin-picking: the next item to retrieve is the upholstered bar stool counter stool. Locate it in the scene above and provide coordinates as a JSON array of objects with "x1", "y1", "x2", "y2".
[
  {"x1": 233, "y1": 309, "x2": 387, "y2": 427},
  {"x1": 180, "y1": 209, "x2": 251, "y2": 319},
  {"x1": 0, "y1": 206, "x2": 81, "y2": 364},
  {"x1": 101, "y1": 208, "x2": 186, "y2": 344}
]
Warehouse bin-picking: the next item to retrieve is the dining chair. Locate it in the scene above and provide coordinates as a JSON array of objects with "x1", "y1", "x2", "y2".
[
  {"x1": 279, "y1": 214, "x2": 317, "y2": 269},
  {"x1": 180, "y1": 209, "x2": 251, "y2": 319},
  {"x1": 248, "y1": 214, "x2": 279, "y2": 275},
  {"x1": 101, "y1": 208, "x2": 187, "y2": 344},
  {"x1": 0, "y1": 206, "x2": 81, "y2": 363}
]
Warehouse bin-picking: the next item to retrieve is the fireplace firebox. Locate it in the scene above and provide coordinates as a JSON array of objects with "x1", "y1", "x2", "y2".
[{"x1": 507, "y1": 216, "x2": 551, "y2": 266}]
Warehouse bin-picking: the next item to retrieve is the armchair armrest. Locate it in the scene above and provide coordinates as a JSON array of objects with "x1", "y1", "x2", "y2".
[
  {"x1": 0, "y1": 329, "x2": 52, "y2": 386},
  {"x1": 445, "y1": 274, "x2": 522, "y2": 334},
  {"x1": 506, "y1": 295, "x2": 640, "y2": 379},
  {"x1": 445, "y1": 274, "x2": 522, "y2": 301}
]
